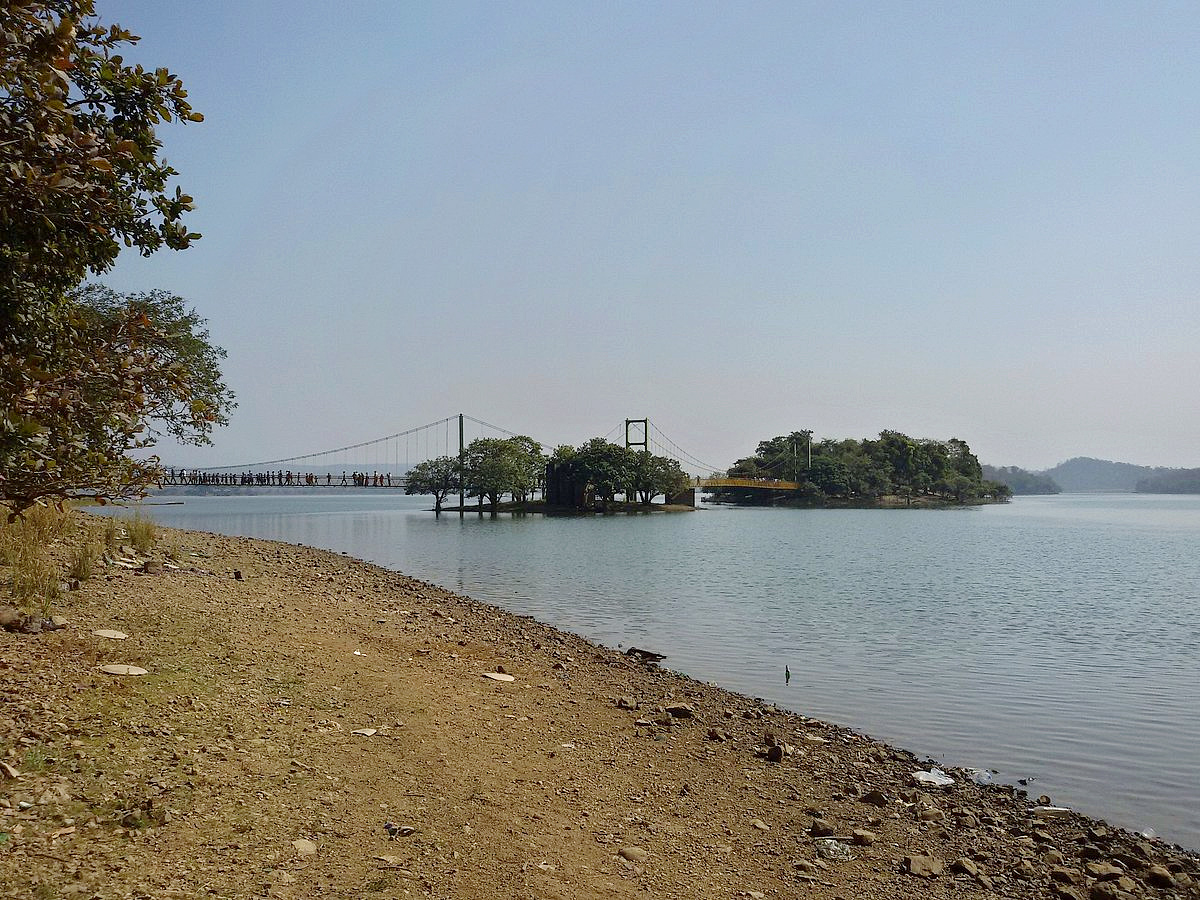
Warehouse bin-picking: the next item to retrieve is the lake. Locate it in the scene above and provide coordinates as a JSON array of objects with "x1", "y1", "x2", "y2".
[{"x1": 103, "y1": 491, "x2": 1200, "y2": 849}]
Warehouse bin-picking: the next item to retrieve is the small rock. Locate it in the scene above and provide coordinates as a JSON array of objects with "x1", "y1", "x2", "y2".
[
  {"x1": 1145, "y1": 865, "x2": 1176, "y2": 888},
  {"x1": 903, "y1": 854, "x2": 945, "y2": 878},
  {"x1": 850, "y1": 828, "x2": 876, "y2": 846},
  {"x1": 950, "y1": 857, "x2": 979, "y2": 877},
  {"x1": 860, "y1": 789, "x2": 889, "y2": 807},
  {"x1": 918, "y1": 807, "x2": 945, "y2": 822},
  {"x1": 618, "y1": 846, "x2": 648, "y2": 863},
  {"x1": 808, "y1": 818, "x2": 835, "y2": 837},
  {"x1": 92, "y1": 629, "x2": 128, "y2": 640},
  {"x1": 292, "y1": 839, "x2": 318, "y2": 856},
  {"x1": 1089, "y1": 883, "x2": 1130, "y2": 900},
  {"x1": 1085, "y1": 861, "x2": 1124, "y2": 881},
  {"x1": 616, "y1": 696, "x2": 638, "y2": 711},
  {"x1": 765, "y1": 744, "x2": 784, "y2": 763},
  {"x1": 142, "y1": 560, "x2": 164, "y2": 575},
  {"x1": 0, "y1": 606, "x2": 21, "y2": 631},
  {"x1": 1050, "y1": 867, "x2": 1084, "y2": 886},
  {"x1": 751, "y1": 818, "x2": 770, "y2": 831},
  {"x1": 706, "y1": 728, "x2": 728, "y2": 742},
  {"x1": 99, "y1": 664, "x2": 149, "y2": 676},
  {"x1": 664, "y1": 703, "x2": 695, "y2": 719}
]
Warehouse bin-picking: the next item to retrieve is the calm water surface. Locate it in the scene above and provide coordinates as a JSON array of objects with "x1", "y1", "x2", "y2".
[{"x1": 110, "y1": 492, "x2": 1200, "y2": 849}]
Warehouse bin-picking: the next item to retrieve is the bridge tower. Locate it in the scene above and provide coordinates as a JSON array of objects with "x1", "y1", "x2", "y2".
[{"x1": 624, "y1": 418, "x2": 648, "y2": 453}]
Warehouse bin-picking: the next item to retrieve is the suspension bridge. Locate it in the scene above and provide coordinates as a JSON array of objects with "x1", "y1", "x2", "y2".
[{"x1": 166, "y1": 413, "x2": 802, "y2": 496}]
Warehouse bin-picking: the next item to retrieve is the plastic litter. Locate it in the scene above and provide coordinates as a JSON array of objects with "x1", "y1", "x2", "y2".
[
  {"x1": 912, "y1": 767, "x2": 954, "y2": 787},
  {"x1": 815, "y1": 838, "x2": 854, "y2": 861},
  {"x1": 963, "y1": 768, "x2": 994, "y2": 785}
]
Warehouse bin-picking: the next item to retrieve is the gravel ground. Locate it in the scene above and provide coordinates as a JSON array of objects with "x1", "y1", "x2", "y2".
[{"x1": 1, "y1": 517, "x2": 1197, "y2": 899}]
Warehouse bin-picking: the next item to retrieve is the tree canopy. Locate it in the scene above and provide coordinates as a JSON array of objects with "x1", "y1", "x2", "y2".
[
  {"x1": 1, "y1": 285, "x2": 234, "y2": 513},
  {"x1": 720, "y1": 429, "x2": 1009, "y2": 506},
  {"x1": 0, "y1": 2, "x2": 227, "y2": 516},
  {"x1": 403, "y1": 456, "x2": 461, "y2": 512},
  {"x1": 1, "y1": 0, "x2": 202, "y2": 306}
]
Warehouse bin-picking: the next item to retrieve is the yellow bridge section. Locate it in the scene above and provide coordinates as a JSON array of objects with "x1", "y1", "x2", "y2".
[{"x1": 696, "y1": 476, "x2": 801, "y2": 491}]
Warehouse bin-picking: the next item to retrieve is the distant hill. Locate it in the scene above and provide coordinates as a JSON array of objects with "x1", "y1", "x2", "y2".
[
  {"x1": 982, "y1": 465, "x2": 1061, "y2": 495},
  {"x1": 1136, "y1": 468, "x2": 1200, "y2": 494},
  {"x1": 1038, "y1": 457, "x2": 1171, "y2": 493}
]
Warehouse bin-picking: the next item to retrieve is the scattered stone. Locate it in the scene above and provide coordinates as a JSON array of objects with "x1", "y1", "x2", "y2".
[
  {"x1": 292, "y1": 839, "x2": 318, "y2": 856},
  {"x1": 665, "y1": 703, "x2": 695, "y2": 719},
  {"x1": 1089, "y1": 883, "x2": 1130, "y2": 900},
  {"x1": 903, "y1": 854, "x2": 945, "y2": 878},
  {"x1": 950, "y1": 857, "x2": 979, "y2": 877},
  {"x1": 351, "y1": 728, "x2": 377, "y2": 737},
  {"x1": 860, "y1": 789, "x2": 889, "y2": 807},
  {"x1": 482, "y1": 672, "x2": 515, "y2": 682},
  {"x1": 0, "y1": 606, "x2": 22, "y2": 631},
  {"x1": 142, "y1": 560, "x2": 164, "y2": 575},
  {"x1": 1145, "y1": 865, "x2": 1176, "y2": 888},
  {"x1": 1085, "y1": 861, "x2": 1124, "y2": 880},
  {"x1": 616, "y1": 696, "x2": 638, "y2": 710},
  {"x1": 850, "y1": 828, "x2": 876, "y2": 846},
  {"x1": 918, "y1": 807, "x2": 945, "y2": 822},
  {"x1": 707, "y1": 728, "x2": 728, "y2": 742},
  {"x1": 99, "y1": 664, "x2": 149, "y2": 676},
  {"x1": 751, "y1": 818, "x2": 770, "y2": 831},
  {"x1": 618, "y1": 846, "x2": 649, "y2": 863},
  {"x1": 92, "y1": 629, "x2": 129, "y2": 640},
  {"x1": 1050, "y1": 867, "x2": 1084, "y2": 886},
  {"x1": 765, "y1": 744, "x2": 784, "y2": 763},
  {"x1": 624, "y1": 647, "x2": 666, "y2": 663},
  {"x1": 808, "y1": 819, "x2": 835, "y2": 837},
  {"x1": 1033, "y1": 805, "x2": 1072, "y2": 818}
]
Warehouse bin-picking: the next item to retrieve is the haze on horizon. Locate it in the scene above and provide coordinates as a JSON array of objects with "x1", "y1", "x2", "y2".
[{"x1": 100, "y1": 2, "x2": 1200, "y2": 473}]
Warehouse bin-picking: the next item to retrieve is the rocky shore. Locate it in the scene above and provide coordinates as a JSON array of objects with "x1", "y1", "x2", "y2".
[{"x1": 2, "y1": 519, "x2": 1197, "y2": 899}]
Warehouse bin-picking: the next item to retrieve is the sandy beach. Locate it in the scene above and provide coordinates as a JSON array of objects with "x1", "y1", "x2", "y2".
[{"x1": 2, "y1": 518, "x2": 1197, "y2": 899}]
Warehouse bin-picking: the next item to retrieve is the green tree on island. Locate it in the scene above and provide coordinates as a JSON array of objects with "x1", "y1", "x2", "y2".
[
  {"x1": 403, "y1": 456, "x2": 461, "y2": 513},
  {"x1": 1, "y1": 1, "x2": 233, "y2": 516}
]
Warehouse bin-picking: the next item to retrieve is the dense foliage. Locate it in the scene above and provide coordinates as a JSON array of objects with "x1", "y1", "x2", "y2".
[
  {"x1": 1, "y1": 2, "x2": 229, "y2": 516},
  {"x1": 403, "y1": 456, "x2": 461, "y2": 512},
  {"x1": 717, "y1": 430, "x2": 1009, "y2": 505},
  {"x1": 1, "y1": 0, "x2": 202, "y2": 302},
  {"x1": 981, "y1": 465, "x2": 1062, "y2": 495},
  {"x1": 553, "y1": 439, "x2": 690, "y2": 506},
  {"x1": 1, "y1": 285, "x2": 234, "y2": 513},
  {"x1": 404, "y1": 438, "x2": 691, "y2": 513}
]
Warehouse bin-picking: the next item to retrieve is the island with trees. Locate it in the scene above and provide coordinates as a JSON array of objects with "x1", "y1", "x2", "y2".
[
  {"x1": 404, "y1": 436, "x2": 692, "y2": 514},
  {"x1": 708, "y1": 430, "x2": 1010, "y2": 507}
]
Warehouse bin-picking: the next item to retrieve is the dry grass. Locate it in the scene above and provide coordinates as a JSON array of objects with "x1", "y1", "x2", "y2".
[
  {"x1": 68, "y1": 540, "x2": 101, "y2": 581},
  {"x1": 126, "y1": 513, "x2": 157, "y2": 554},
  {"x1": 101, "y1": 517, "x2": 122, "y2": 550},
  {"x1": 0, "y1": 504, "x2": 69, "y2": 615}
]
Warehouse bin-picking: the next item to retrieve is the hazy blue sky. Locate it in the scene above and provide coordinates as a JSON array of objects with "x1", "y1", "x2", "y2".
[{"x1": 100, "y1": 2, "x2": 1200, "y2": 471}]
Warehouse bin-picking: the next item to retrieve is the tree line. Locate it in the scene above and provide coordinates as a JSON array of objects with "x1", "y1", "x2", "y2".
[
  {"x1": 714, "y1": 430, "x2": 1011, "y2": 505},
  {"x1": 404, "y1": 437, "x2": 691, "y2": 513}
]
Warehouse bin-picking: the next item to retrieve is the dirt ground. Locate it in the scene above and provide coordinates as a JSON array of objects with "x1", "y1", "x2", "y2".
[{"x1": 1, "y1": 517, "x2": 1197, "y2": 899}]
